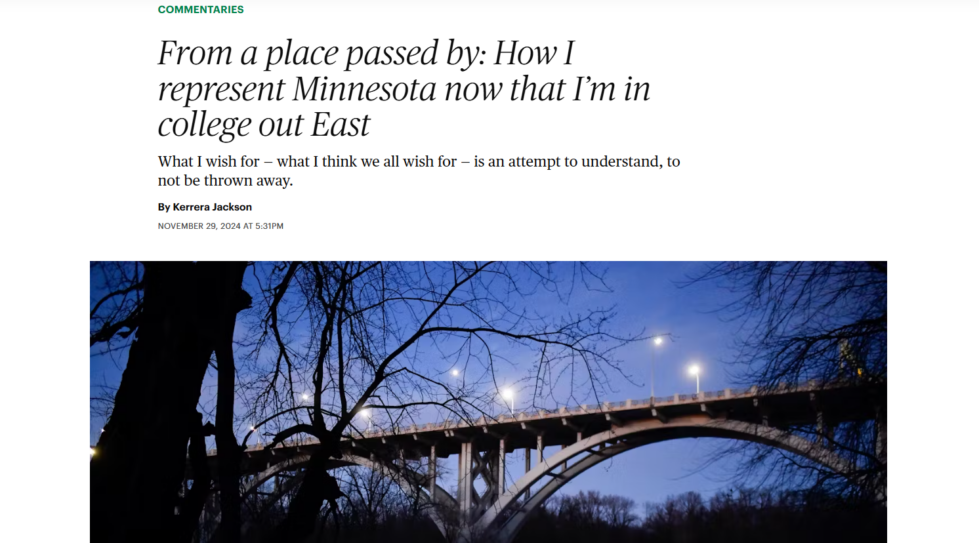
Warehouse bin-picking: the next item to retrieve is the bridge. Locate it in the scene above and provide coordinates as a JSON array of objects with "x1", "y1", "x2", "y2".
[{"x1": 199, "y1": 380, "x2": 886, "y2": 542}]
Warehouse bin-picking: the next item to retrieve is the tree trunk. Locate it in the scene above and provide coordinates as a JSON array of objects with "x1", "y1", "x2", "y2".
[
  {"x1": 214, "y1": 262, "x2": 250, "y2": 543},
  {"x1": 270, "y1": 436, "x2": 344, "y2": 542},
  {"x1": 181, "y1": 414, "x2": 214, "y2": 542},
  {"x1": 91, "y1": 262, "x2": 249, "y2": 543}
]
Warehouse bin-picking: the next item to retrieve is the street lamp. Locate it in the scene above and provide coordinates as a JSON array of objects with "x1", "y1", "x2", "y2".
[
  {"x1": 651, "y1": 335, "x2": 665, "y2": 399},
  {"x1": 301, "y1": 393, "x2": 309, "y2": 401},
  {"x1": 501, "y1": 388, "x2": 515, "y2": 414},
  {"x1": 361, "y1": 408, "x2": 372, "y2": 433},
  {"x1": 688, "y1": 364, "x2": 701, "y2": 394},
  {"x1": 451, "y1": 368, "x2": 460, "y2": 377}
]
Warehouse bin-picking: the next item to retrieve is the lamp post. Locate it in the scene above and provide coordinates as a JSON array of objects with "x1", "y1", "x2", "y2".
[
  {"x1": 502, "y1": 388, "x2": 515, "y2": 415},
  {"x1": 651, "y1": 335, "x2": 664, "y2": 399},
  {"x1": 688, "y1": 364, "x2": 701, "y2": 394}
]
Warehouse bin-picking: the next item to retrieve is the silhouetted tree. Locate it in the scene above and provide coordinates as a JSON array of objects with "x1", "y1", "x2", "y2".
[
  {"x1": 90, "y1": 262, "x2": 250, "y2": 543},
  {"x1": 91, "y1": 261, "x2": 640, "y2": 542},
  {"x1": 685, "y1": 262, "x2": 887, "y2": 503},
  {"x1": 688, "y1": 262, "x2": 886, "y2": 385},
  {"x1": 237, "y1": 262, "x2": 637, "y2": 541}
]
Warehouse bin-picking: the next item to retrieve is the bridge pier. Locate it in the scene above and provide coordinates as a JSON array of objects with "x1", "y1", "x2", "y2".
[
  {"x1": 457, "y1": 440, "x2": 509, "y2": 519},
  {"x1": 498, "y1": 438, "x2": 507, "y2": 499},
  {"x1": 458, "y1": 441, "x2": 473, "y2": 514},
  {"x1": 810, "y1": 392, "x2": 840, "y2": 448},
  {"x1": 429, "y1": 444, "x2": 437, "y2": 497},
  {"x1": 524, "y1": 448, "x2": 531, "y2": 501}
]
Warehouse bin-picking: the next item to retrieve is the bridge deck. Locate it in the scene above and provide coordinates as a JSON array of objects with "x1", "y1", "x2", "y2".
[{"x1": 200, "y1": 380, "x2": 882, "y2": 477}]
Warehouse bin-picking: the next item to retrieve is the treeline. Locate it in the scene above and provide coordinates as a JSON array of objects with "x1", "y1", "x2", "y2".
[
  {"x1": 518, "y1": 488, "x2": 885, "y2": 543},
  {"x1": 232, "y1": 481, "x2": 884, "y2": 542}
]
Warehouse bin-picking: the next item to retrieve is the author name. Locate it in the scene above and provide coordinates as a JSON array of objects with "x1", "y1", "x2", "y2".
[{"x1": 159, "y1": 202, "x2": 252, "y2": 212}]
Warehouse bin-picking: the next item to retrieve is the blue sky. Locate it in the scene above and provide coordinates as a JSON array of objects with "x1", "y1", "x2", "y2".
[{"x1": 91, "y1": 261, "x2": 758, "y2": 507}]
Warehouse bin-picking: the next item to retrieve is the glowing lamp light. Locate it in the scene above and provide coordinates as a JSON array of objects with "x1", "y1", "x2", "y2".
[
  {"x1": 653, "y1": 336, "x2": 664, "y2": 346},
  {"x1": 451, "y1": 369, "x2": 460, "y2": 377},
  {"x1": 361, "y1": 408, "x2": 373, "y2": 433},
  {"x1": 501, "y1": 388, "x2": 516, "y2": 414}
]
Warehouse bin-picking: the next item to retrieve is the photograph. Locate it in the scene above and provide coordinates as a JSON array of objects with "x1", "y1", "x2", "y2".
[{"x1": 90, "y1": 261, "x2": 887, "y2": 542}]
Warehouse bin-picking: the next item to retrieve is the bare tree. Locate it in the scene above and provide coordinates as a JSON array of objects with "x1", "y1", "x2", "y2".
[
  {"x1": 688, "y1": 261, "x2": 886, "y2": 386},
  {"x1": 232, "y1": 262, "x2": 638, "y2": 540},
  {"x1": 684, "y1": 261, "x2": 887, "y2": 502},
  {"x1": 602, "y1": 494, "x2": 638, "y2": 528}
]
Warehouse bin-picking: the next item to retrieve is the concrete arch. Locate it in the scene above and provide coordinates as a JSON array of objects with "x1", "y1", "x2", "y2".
[
  {"x1": 477, "y1": 415, "x2": 852, "y2": 543},
  {"x1": 239, "y1": 453, "x2": 456, "y2": 538}
]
